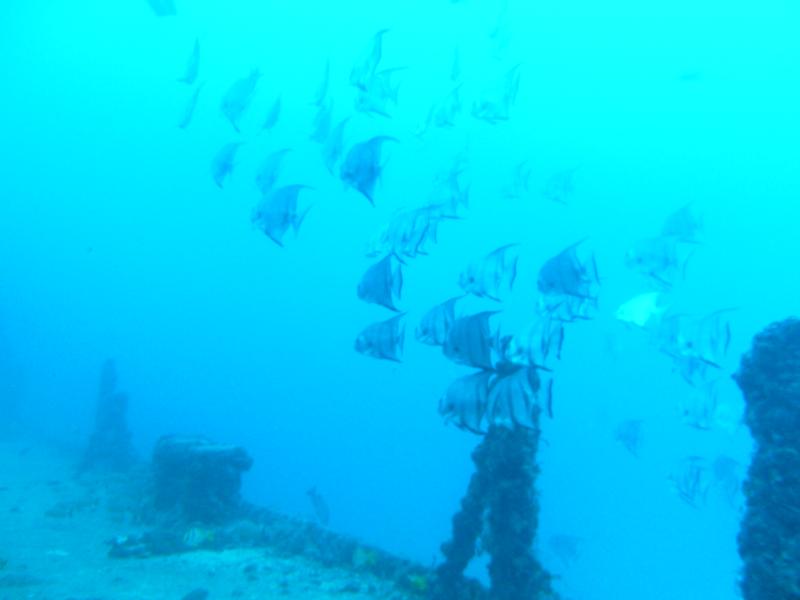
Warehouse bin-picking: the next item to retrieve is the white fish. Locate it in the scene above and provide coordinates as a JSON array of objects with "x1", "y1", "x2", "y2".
[{"x1": 615, "y1": 292, "x2": 667, "y2": 328}]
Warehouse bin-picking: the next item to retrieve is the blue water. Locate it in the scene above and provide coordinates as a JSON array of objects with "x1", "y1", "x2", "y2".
[{"x1": 2, "y1": 1, "x2": 800, "y2": 598}]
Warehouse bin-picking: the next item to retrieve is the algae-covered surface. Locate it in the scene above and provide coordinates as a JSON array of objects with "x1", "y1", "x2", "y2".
[{"x1": 0, "y1": 438, "x2": 413, "y2": 600}]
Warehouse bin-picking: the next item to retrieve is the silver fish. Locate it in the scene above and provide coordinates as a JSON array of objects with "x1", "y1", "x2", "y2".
[
  {"x1": 310, "y1": 99, "x2": 332, "y2": 143},
  {"x1": 322, "y1": 117, "x2": 349, "y2": 174},
  {"x1": 429, "y1": 154, "x2": 469, "y2": 217},
  {"x1": 625, "y1": 235, "x2": 692, "y2": 289},
  {"x1": 459, "y1": 243, "x2": 520, "y2": 301},
  {"x1": 211, "y1": 141, "x2": 243, "y2": 188},
  {"x1": 355, "y1": 67, "x2": 404, "y2": 117},
  {"x1": 178, "y1": 39, "x2": 199, "y2": 85},
  {"x1": 439, "y1": 370, "x2": 493, "y2": 434},
  {"x1": 369, "y1": 205, "x2": 450, "y2": 258},
  {"x1": 503, "y1": 160, "x2": 533, "y2": 199},
  {"x1": 661, "y1": 202, "x2": 703, "y2": 244},
  {"x1": 419, "y1": 84, "x2": 463, "y2": 136},
  {"x1": 178, "y1": 83, "x2": 203, "y2": 129},
  {"x1": 340, "y1": 136, "x2": 398, "y2": 205},
  {"x1": 255, "y1": 148, "x2": 291, "y2": 196},
  {"x1": 251, "y1": 184, "x2": 312, "y2": 247},
  {"x1": 450, "y1": 47, "x2": 461, "y2": 82},
  {"x1": 416, "y1": 296, "x2": 461, "y2": 346},
  {"x1": 538, "y1": 239, "x2": 599, "y2": 300},
  {"x1": 313, "y1": 60, "x2": 330, "y2": 107},
  {"x1": 502, "y1": 316, "x2": 564, "y2": 368},
  {"x1": 221, "y1": 69, "x2": 260, "y2": 132},
  {"x1": 486, "y1": 365, "x2": 539, "y2": 429},
  {"x1": 443, "y1": 311, "x2": 500, "y2": 370},
  {"x1": 472, "y1": 64, "x2": 521, "y2": 124},
  {"x1": 538, "y1": 293, "x2": 598, "y2": 324},
  {"x1": 354, "y1": 314, "x2": 405, "y2": 362},
  {"x1": 542, "y1": 167, "x2": 578, "y2": 205},
  {"x1": 614, "y1": 419, "x2": 644, "y2": 457},
  {"x1": 670, "y1": 456, "x2": 712, "y2": 508},
  {"x1": 261, "y1": 95, "x2": 281, "y2": 131},
  {"x1": 356, "y1": 254, "x2": 403, "y2": 312},
  {"x1": 657, "y1": 309, "x2": 733, "y2": 385},
  {"x1": 678, "y1": 382, "x2": 720, "y2": 430},
  {"x1": 350, "y1": 29, "x2": 390, "y2": 90}
]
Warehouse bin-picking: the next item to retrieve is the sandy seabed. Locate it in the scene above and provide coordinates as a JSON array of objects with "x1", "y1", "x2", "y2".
[{"x1": 0, "y1": 436, "x2": 413, "y2": 600}]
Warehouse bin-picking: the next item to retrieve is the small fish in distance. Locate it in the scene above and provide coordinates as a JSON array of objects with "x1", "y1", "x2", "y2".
[
  {"x1": 340, "y1": 136, "x2": 398, "y2": 205},
  {"x1": 443, "y1": 311, "x2": 500, "y2": 370},
  {"x1": 416, "y1": 296, "x2": 461, "y2": 346},
  {"x1": 354, "y1": 314, "x2": 405, "y2": 362},
  {"x1": 146, "y1": 0, "x2": 176, "y2": 17},
  {"x1": 459, "y1": 243, "x2": 520, "y2": 301},
  {"x1": 211, "y1": 141, "x2": 243, "y2": 188},
  {"x1": 221, "y1": 69, "x2": 260, "y2": 132},
  {"x1": 178, "y1": 39, "x2": 199, "y2": 85},
  {"x1": 251, "y1": 185, "x2": 312, "y2": 247},
  {"x1": 350, "y1": 29, "x2": 390, "y2": 90},
  {"x1": 357, "y1": 254, "x2": 404, "y2": 312},
  {"x1": 255, "y1": 148, "x2": 291, "y2": 196},
  {"x1": 261, "y1": 95, "x2": 281, "y2": 131},
  {"x1": 178, "y1": 83, "x2": 203, "y2": 129}
]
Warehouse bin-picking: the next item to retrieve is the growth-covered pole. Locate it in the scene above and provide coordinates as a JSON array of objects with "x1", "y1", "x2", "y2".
[
  {"x1": 734, "y1": 319, "x2": 800, "y2": 599},
  {"x1": 433, "y1": 408, "x2": 555, "y2": 599}
]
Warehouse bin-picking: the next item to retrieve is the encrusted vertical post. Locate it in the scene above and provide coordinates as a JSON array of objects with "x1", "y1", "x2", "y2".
[
  {"x1": 433, "y1": 412, "x2": 554, "y2": 599},
  {"x1": 734, "y1": 319, "x2": 800, "y2": 599},
  {"x1": 80, "y1": 359, "x2": 136, "y2": 472},
  {"x1": 482, "y1": 424, "x2": 552, "y2": 600}
]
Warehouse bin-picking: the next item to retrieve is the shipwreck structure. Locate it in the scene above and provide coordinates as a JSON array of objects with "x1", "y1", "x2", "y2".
[
  {"x1": 151, "y1": 434, "x2": 254, "y2": 524},
  {"x1": 734, "y1": 318, "x2": 800, "y2": 599},
  {"x1": 80, "y1": 359, "x2": 136, "y2": 472},
  {"x1": 433, "y1": 404, "x2": 555, "y2": 599}
]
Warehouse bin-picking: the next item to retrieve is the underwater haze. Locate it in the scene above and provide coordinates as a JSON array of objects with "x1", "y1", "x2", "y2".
[{"x1": 2, "y1": 0, "x2": 800, "y2": 598}]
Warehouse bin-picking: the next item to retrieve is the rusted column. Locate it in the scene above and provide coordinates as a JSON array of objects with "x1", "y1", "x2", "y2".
[{"x1": 734, "y1": 319, "x2": 800, "y2": 599}]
